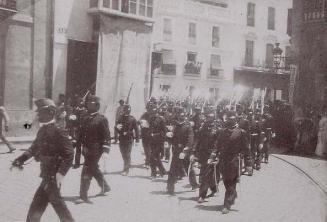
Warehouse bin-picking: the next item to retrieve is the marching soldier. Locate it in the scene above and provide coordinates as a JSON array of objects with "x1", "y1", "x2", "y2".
[
  {"x1": 249, "y1": 112, "x2": 263, "y2": 171},
  {"x1": 75, "y1": 95, "x2": 111, "y2": 204},
  {"x1": 211, "y1": 115, "x2": 252, "y2": 214},
  {"x1": 195, "y1": 112, "x2": 222, "y2": 203},
  {"x1": 113, "y1": 99, "x2": 125, "y2": 144},
  {"x1": 261, "y1": 112, "x2": 275, "y2": 163},
  {"x1": 139, "y1": 105, "x2": 152, "y2": 168},
  {"x1": 0, "y1": 106, "x2": 16, "y2": 153},
  {"x1": 11, "y1": 98, "x2": 75, "y2": 222},
  {"x1": 115, "y1": 104, "x2": 140, "y2": 176},
  {"x1": 166, "y1": 107, "x2": 194, "y2": 194},
  {"x1": 148, "y1": 103, "x2": 167, "y2": 178}
]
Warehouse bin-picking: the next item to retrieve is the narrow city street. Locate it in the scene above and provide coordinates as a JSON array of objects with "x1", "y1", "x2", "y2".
[{"x1": 0, "y1": 143, "x2": 326, "y2": 222}]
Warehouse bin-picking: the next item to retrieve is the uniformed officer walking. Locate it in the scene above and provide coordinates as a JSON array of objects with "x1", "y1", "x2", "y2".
[
  {"x1": 75, "y1": 95, "x2": 111, "y2": 204},
  {"x1": 11, "y1": 98, "x2": 75, "y2": 222},
  {"x1": 148, "y1": 104, "x2": 167, "y2": 178},
  {"x1": 211, "y1": 115, "x2": 252, "y2": 214},
  {"x1": 166, "y1": 107, "x2": 194, "y2": 194},
  {"x1": 115, "y1": 104, "x2": 139, "y2": 176}
]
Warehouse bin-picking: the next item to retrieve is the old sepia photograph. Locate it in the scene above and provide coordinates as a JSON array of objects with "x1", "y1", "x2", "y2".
[{"x1": 0, "y1": 0, "x2": 326, "y2": 221}]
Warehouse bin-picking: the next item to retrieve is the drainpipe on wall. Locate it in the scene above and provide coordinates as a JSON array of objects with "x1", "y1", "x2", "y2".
[{"x1": 46, "y1": 0, "x2": 55, "y2": 99}]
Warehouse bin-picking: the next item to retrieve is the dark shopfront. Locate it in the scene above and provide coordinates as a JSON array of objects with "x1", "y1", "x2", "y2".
[{"x1": 234, "y1": 68, "x2": 290, "y2": 102}]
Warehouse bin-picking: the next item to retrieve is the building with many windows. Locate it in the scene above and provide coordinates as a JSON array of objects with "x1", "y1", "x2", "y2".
[{"x1": 151, "y1": 0, "x2": 292, "y2": 102}]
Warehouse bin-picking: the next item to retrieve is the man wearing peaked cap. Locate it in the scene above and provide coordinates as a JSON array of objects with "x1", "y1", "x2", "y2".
[
  {"x1": 75, "y1": 94, "x2": 111, "y2": 204},
  {"x1": 11, "y1": 98, "x2": 75, "y2": 222}
]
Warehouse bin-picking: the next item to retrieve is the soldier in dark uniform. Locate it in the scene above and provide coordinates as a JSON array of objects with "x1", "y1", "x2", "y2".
[
  {"x1": 11, "y1": 98, "x2": 75, "y2": 222},
  {"x1": 70, "y1": 97, "x2": 88, "y2": 168},
  {"x1": 75, "y1": 95, "x2": 111, "y2": 204},
  {"x1": 115, "y1": 104, "x2": 139, "y2": 176},
  {"x1": 139, "y1": 105, "x2": 152, "y2": 168},
  {"x1": 249, "y1": 112, "x2": 263, "y2": 171},
  {"x1": 166, "y1": 107, "x2": 194, "y2": 194},
  {"x1": 261, "y1": 112, "x2": 275, "y2": 163},
  {"x1": 211, "y1": 115, "x2": 252, "y2": 214},
  {"x1": 148, "y1": 103, "x2": 167, "y2": 178},
  {"x1": 195, "y1": 112, "x2": 222, "y2": 203}
]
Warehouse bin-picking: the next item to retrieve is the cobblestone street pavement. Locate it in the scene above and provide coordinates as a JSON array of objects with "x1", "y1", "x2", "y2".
[{"x1": 0, "y1": 143, "x2": 326, "y2": 222}]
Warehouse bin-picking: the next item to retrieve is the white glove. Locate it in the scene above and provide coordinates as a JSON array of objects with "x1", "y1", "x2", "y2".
[
  {"x1": 69, "y1": 115, "x2": 77, "y2": 120},
  {"x1": 179, "y1": 152, "x2": 186, "y2": 160},
  {"x1": 190, "y1": 155, "x2": 196, "y2": 162},
  {"x1": 140, "y1": 119, "x2": 149, "y2": 128},
  {"x1": 116, "y1": 124, "x2": 123, "y2": 130},
  {"x1": 167, "y1": 125, "x2": 174, "y2": 131},
  {"x1": 189, "y1": 121, "x2": 195, "y2": 127},
  {"x1": 258, "y1": 143, "x2": 264, "y2": 150},
  {"x1": 183, "y1": 146, "x2": 190, "y2": 152},
  {"x1": 166, "y1": 132, "x2": 173, "y2": 138},
  {"x1": 56, "y1": 173, "x2": 65, "y2": 189},
  {"x1": 272, "y1": 133, "x2": 276, "y2": 138}
]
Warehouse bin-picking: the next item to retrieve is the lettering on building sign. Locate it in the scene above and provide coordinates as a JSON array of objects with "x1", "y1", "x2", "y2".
[
  {"x1": 57, "y1": 27, "x2": 67, "y2": 34},
  {"x1": 303, "y1": 0, "x2": 327, "y2": 22}
]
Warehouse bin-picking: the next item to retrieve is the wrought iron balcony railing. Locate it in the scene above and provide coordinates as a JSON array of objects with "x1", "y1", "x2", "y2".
[
  {"x1": 160, "y1": 64, "x2": 176, "y2": 75},
  {"x1": 184, "y1": 62, "x2": 201, "y2": 75}
]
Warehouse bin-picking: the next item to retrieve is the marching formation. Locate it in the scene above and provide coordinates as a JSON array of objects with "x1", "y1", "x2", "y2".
[{"x1": 9, "y1": 94, "x2": 277, "y2": 221}]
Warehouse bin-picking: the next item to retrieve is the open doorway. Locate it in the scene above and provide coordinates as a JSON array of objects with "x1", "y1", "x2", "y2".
[{"x1": 66, "y1": 39, "x2": 98, "y2": 101}]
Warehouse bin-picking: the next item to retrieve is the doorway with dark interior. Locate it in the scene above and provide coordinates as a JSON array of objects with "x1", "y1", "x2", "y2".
[{"x1": 66, "y1": 39, "x2": 98, "y2": 104}]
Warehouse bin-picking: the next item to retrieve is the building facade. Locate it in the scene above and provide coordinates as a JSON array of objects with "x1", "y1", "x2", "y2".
[
  {"x1": 0, "y1": 0, "x2": 53, "y2": 136},
  {"x1": 151, "y1": 0, "x2": 292, "y2": 102},
  {"x1": 291, "y1": 0, "x2": 327, "y2": 113},
  {"x1": 1, "y1": 0, "x2": 155, "y2": 136}
]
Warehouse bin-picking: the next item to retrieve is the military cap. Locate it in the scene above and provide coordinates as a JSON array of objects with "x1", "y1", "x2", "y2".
[
  {"x1": 35, "y1": 98, "x2": 56, "y2": 112},
  {"x1": 87, "y1": 95, "x2": 100, "y2": 104},
  {"x1": 123, "y1": 104, "x2": 131, "y2": 113}
]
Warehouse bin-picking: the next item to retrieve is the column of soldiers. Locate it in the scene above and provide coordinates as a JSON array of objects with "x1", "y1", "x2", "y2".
[
  {"x1": 139, "y1": 96, "x2": 276, "y2": 214},
  {"x1": 9, "y1": 94, "x2": 276, "y2": 221}
]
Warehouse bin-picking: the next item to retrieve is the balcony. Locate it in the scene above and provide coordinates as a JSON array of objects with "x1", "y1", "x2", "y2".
[
  {"x1": 0, "y1": 0, "x2": 17, "y2": 20},
  {"x1": 184, "y1": 62, "x2": 201, "y2": 76},
  {"x1": 160, "y1": 64, "x2": 176, "y2": 75},
  {"x1": 208, "y1": 68, "x2": 224, "y2": 79},
  {"x1": 88, "y1": 0, "x2": 154, "y2": 23}
]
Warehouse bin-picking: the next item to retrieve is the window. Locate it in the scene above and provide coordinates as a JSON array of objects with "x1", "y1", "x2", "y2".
[
  {"x1": 112, "y1": 0, "x2": 119, "y2": 10},
  {"x1": 268, "y1": 7, "x2": 275, "y2": 30},
  {"x1": 160, "y1": 85, "x2": 171, "y2": 92},
  {"x1": 245, "y1": 40, "x2": 254, "y2": 67},
  {"x1": 209, "y1": 88, "x2": 219, "y2": 100},
  {"x1": 287, "y1": 9, "x2": 292, "y2": 36},
  {"x1": 247, "y1": 3, "x2": 255, "y2": 27},
  {"x1": 139, "y1": 0, "x2": 146, "y2": 16},
  {"x1": 189, "y1": 23, "x2": 197, "y2": 44},
  {"x1": 103, "y1": 0, "x2": 110, "y2": 7},
  {"x1": 163, "y1": 18, "x2": 172, "y2": 41},
  {"x1": 285, "y1": 46, "x2": 292, "y2": 70},
  {"x1": 210, "y1": 54, "x2": 221, "y2": 76},
  {"x1": 212, "y1": 26, "x2": 220, "y2": 48},
  {"x1": 161, "y1": 50, "x2": 176, "y2": 74},
  {"x1": 147, "y1": 0, "x2": 153, "y2": 18},
  {"x1": 129, "y1": 0, "x2": 137, "y2": 14},
  {"x1": 121, "y1": 0, "x2": 129, "y2": 12},
  {"x1": 187, "y1": 52, "x2": 197, "y2": 63},
  {"x1": 185, "y1": 52, "x2": 201, "y2": 75},
  {"x1": 266, "y1": 44, "x2": 274, "y2": 68}
]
